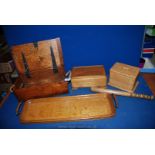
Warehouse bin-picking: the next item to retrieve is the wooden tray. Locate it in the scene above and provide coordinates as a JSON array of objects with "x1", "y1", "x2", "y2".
[{"x1": 20, "y1": 93, "x2": 115, "y2": 123}]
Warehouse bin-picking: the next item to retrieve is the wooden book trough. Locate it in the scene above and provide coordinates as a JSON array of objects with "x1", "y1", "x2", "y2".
[
  {"x1": 20, "y1": 93, "x2": 115, "y2": 123},
  {"x1": 11, "y1": 38, "x2": 68, "y2": 102}
]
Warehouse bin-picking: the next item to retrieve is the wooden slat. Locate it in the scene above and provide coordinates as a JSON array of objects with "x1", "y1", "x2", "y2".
[{"x1": 20, "y1": 93, "x2": 115, "y2": 123}]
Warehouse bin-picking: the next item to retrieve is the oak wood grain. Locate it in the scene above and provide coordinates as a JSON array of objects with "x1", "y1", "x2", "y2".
[
  {"x1": 20, "y1": 93, "x2": 115, "y2": 123},
  {"x1": 71, "y1": 65, "x2": 107, "y2": 89},
  {"x1": 13, "y1": 80, "x2": 68, "y2": 101},
  {"x1": 109, "y1": 62, "x2": 140, "y2": 92},
  {"x1": 12, "y1": 38, "x2": 68, "y2": 102},
  {"x1": 12, "y1": 38, "x2": 65, "y2": 76}
]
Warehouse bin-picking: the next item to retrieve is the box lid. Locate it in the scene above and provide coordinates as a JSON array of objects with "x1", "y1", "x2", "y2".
[
  {"x1": 71, "y1": 65, "x2": 106, "y2": 78},
  {"x1": 111, "y1": 62, "x2": 140, "y2": 78},
  {"x1": 11, "y1": 38, "x2": 65, "y2": 84},
  {"x1": 12, "y1": 38, "x2": 65, "y2": 76}
]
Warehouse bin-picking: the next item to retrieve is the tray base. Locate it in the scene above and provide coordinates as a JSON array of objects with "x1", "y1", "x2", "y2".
[{"x1": 20, "y1": 93, "x2": 115, "y2": 123}]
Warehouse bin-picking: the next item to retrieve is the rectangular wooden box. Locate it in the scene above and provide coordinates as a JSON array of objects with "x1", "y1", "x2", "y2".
[
  {"x1": 109, "y1": 62, "x2": 140, "y2": 92},
  {"x1": 11, "y1": 38, "x2": 68, "y2": 102},
  {"x1": 71, "y1": 65, "x2": 107, "y2": 89}
]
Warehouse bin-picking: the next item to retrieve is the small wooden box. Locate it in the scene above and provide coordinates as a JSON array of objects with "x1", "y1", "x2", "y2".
[
  {"x1": 11, "y1": 38, "x2": 68, "y2": 102},
  {"x1": 71, "y1": 65, "x2": 107, "y2": 89},
  {"x1": 109, "y1": 62, "x2": 140, "y2": 92}
]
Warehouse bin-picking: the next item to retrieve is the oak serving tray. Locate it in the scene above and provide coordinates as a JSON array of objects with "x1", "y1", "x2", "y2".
[{"x1": 20, "y1": 93, "x2": 115, "y2": 123}]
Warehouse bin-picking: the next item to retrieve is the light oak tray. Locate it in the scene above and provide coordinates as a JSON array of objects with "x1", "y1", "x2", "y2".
[{"x1": 20, "y1": 93, "x2": 115, "y2": 123}]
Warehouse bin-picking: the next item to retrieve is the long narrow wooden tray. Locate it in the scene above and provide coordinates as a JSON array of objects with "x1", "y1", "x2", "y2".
[{"x1": 20, "y1": 93, "x2": 115, "y2": 123}]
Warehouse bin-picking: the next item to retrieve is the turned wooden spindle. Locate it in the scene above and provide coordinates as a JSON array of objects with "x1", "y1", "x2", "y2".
[
  {"x1": 91, "y1": 87, "x2": 154, "y2": 100},
  {"x1": 130, "y1": 93, "x2": 154, "y2": 100}
]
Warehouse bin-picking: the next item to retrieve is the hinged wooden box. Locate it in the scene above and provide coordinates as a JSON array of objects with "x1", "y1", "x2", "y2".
[
  {"x1": 71, "y1": 65, "x2": 107, "y2": 89},
  {"x1": 109, "y1": 62, "x2": 140, "y2": 92},
  {"x1": 11, "y1": 38, "x2": 68, "y2": 102}
]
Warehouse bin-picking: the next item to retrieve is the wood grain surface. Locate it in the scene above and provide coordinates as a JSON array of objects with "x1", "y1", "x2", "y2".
[
  {"x1": 20, "y1": 93, "x2": 115, "y2": 123},
  {"x1": 14, "y1": 80, "x2": 68, "y2": 101},
  {"x1": 91, "y1": 87, "x2": 154, "y2": 100},
  {"x1": 110, "y1": 62, "x2": 140, "y2": 78},
  {"x1": 12, "y1": 38, "x2": 65, "y2": 76},
  {"x1": 12, "y1": 38, "x2": 68, "y2": 102},
  {"x1": 72, "y1": 65, "x2": 106, "y2": 77},
  {"x1": 71, "y1": 65, "x2": 107, "y2": 89},
  {"x1": 109, "y1": 62, "x2": 140, "y2": 92}
]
